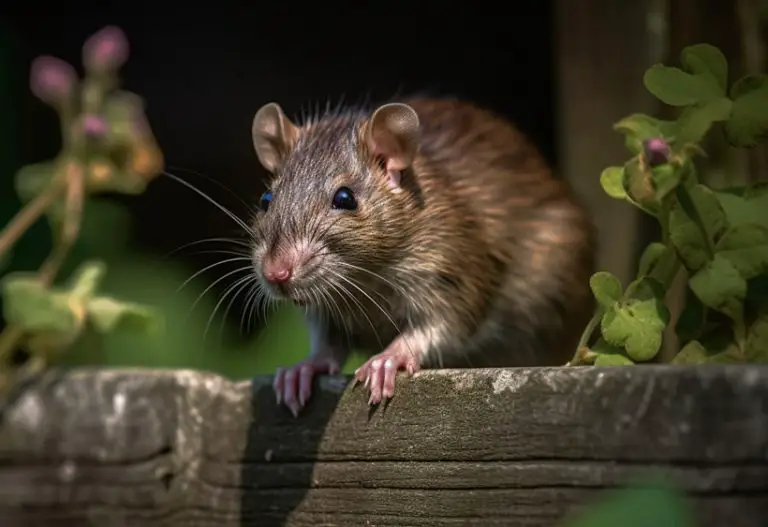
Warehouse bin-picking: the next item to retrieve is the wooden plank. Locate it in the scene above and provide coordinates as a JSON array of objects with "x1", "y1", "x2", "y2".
[{"x1": 0, "y1": 366, "x2": 766, "y2": 526}]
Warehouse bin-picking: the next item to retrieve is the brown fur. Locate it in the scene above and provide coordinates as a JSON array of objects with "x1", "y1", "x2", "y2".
[{"x1": 250, "y1": 97, "x2": 596, "y2": 368}]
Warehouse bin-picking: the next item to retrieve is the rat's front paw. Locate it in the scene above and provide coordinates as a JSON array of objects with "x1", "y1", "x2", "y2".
[
  {"x1": 273, "y1": 357, "x2": 340, "y2": 417},
  {"x1": 354, "y1": 348, "x2": 420, "y2": 405}
]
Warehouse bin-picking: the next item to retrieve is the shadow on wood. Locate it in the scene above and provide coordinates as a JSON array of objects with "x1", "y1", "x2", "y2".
[{"x1": 0, "y1": 366, "x2": 766, "y2": 526}]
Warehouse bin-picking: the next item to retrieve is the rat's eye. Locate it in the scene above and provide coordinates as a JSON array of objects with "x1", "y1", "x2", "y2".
[
  {"x1": 259, "y1": 190, "x2": 273, "y2": 212},
  {"x1": 332, "y1": 187, "x2": 357, "y2": 211}
]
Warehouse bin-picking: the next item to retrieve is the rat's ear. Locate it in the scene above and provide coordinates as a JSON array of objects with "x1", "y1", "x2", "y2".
[
  {"x1": 252, "y1": 102, "x2": 299, "y2": 173},
  {"x1": 365, "y1": 102, "x2": 420, "y2": 190}
]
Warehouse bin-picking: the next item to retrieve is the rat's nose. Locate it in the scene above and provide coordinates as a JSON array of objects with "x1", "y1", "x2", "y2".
[{"x1": 263, "y1": 260, "x2": 293, "y2": 284}]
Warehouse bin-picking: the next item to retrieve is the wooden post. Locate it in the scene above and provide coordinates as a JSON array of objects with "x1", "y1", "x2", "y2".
[
  {"x1": 555, "y1": 0, "x2": 668, "y2": 285},
  {"x1": 0, "y1": 367, "x2": 766, "y2": 526}
]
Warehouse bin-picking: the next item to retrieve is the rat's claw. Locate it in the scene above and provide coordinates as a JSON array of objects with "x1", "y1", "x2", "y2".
[
  {"x1": 298, "y1": 363, "x2": 315, "y2": 406},
  {"x1": 273, "y1": 357, "x2": 340, "y2": 417},
  {"x1": 382, "y1": 358, "x2": 398, "y2": 399},
  {"x1": 273, "y1": 368, "x2": 286, "y2": 405},
  {"x1": 355, "y1": 350, "x2": 421, "y2": 406},
  {"x1": 282, "y1": 368, "x2": 301, "y2": 416}
]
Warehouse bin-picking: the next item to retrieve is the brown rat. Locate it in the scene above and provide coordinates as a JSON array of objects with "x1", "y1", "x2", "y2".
[{"x1": 249, "y1": 97, "x2": 596, "y2": 416}]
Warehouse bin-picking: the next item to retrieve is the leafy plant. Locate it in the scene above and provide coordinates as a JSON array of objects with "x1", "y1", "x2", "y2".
[
  {"x1": 0, "y1": 26, "x2": 164, "y2": 392},
  {"x1": 572, "y1": 43, "x2": 768, "y2": 366}
]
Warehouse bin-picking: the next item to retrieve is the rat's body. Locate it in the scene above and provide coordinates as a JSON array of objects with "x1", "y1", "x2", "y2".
[{"x1": 250, "y1": 97, "x2": 595, "y2": 415}]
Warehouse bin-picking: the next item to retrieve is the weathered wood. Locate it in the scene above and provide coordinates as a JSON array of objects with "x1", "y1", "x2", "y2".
[{"x1": 0, "y1": 366, "x2": 766, "y2": 526}]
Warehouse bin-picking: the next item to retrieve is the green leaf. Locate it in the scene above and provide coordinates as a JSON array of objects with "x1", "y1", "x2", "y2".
[
  {"x1": 680, "y1": 43, "x2": 729, "y2": 93},
  {"x1": 614, "y1": 113, "x2": 675, "y2": 140},
  {"x1": 730, "y1": 73, "x2": 766, "y2": 98},
  {"x1": 1, "y1": 273, "x2": 81, "y2": 334},
  {"x1": 589, "y1": 271, "x2": 623, "y2": 308},
  {"x1": 675, "y1": 294, "x2": 707, "y2": 343},
  {"x1": 66, "y1": 260, "x2": 107, "y2": 301},
  {"x1": 563, "y1": 480, "x2": 695, "y2": 527},
  {"x1": 671, "y1": 340, "x2": 709, "y2": 365},
  {"x1": 724, "y1": 74, "x2": 768, "y2": 147},
  {"x1": 745, "y1": 311, "x2": 768, "y2": 363},
  {"x1": 601, "y1": 277, "x2": 669, "y2": 362},
  {"x1": 643, "y1": 64, "x2": 724, "y2": 107},
  {"x1": 624, "y1": 158, "x2": 660, "y2": 215},
  {"x1": 87, "y1": 296, "x2": 160, "y2": 335},
  {"x1": 650, "y1": 164, "x2": 682, "y2": 200},
  {"x1": 669, "y1": 184, "x2": 728, "y2": 271},
  {"x1": 715, "y1": 182, "x2": 768, "y2": 228},
  {"x1": 103, "y1": 91, "x2": 147, "y2": 143},
  {"x1": 613, "y1": 114, "x2": 676, "y2": 154},
  {"x1": 600, "y1": 166, "x2": 627, "y2": 200},
  {"x1": 671, "y1": 336, "x2": 743, "y2": 364},
  {"x1": 689, "y1": 254, "x2": 747, "y2": 321},
  {"x1": 638, "y1": 242, "x2": 668, "y2": 277},
  {"x1": 594, "y1": 353, "x2": 634, "y2": 366},
  {"x1": 673, "y1": 97, "x2": 733, "y2": 146},
  {"x1": 715, "y1": 224, "x2": 768, "y2": 280}
]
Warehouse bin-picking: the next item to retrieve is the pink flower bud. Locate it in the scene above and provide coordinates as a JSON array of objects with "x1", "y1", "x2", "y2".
[
  {"x1": 643, "y1": 138, "x2": 671, "y2": 167},
  {"x1": 80, "y1": 114, "x2": 109, "y2": 138},
  {"x1": 29, "y1": 55, "x2": 77, "y2": 106},
  {"x1": 82, "y1": 26, "x2": 129, "y2": 72}
]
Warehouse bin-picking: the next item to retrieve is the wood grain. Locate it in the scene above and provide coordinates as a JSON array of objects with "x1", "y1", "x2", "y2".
[{"x1": 0, "y1": 366, "x2": 766, "y2": 526}]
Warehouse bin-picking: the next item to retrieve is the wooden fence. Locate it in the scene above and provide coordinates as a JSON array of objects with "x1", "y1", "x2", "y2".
[{"x1": 0, "y1": 366, "x2": 765, "y2": 526}]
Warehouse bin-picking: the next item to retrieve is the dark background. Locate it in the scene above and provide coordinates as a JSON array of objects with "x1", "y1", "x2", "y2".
[{"x1": 1, "y1": 5, "x2": 556, "y2": 342}]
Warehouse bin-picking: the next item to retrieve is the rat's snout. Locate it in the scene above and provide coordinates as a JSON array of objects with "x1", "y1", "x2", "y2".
[
  {"x1": 263, "y1": 257, "x2": 294, "y2": 285},
  {"x1": 261, "y1": 243, "x2": 318, "y2": 287}
]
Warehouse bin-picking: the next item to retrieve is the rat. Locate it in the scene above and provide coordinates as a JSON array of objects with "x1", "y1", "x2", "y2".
[{"x1": 248, "y1": 96, "x2": 596, "y2": 416}]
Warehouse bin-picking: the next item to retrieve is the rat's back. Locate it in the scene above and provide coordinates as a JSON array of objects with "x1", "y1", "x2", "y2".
[{"x1": 398, "y1": 97, "x2": 596, "y2": 366}]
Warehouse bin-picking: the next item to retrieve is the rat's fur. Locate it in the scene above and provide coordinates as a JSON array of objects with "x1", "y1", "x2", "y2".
[{"x1": 251, "y1": 97, "x2": 596, "y2": 369}]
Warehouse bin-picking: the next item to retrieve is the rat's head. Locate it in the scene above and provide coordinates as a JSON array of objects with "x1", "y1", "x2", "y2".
[{"x1": 249, "y1": 100, "x2": 421, "y2": 308}]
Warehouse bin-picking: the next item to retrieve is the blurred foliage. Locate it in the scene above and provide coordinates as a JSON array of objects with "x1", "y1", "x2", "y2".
[
  {"x1": 32, "y1": 198, "x2": 364, "y2": 377},
  {"x1": 560, "y1": 477, "x2": 696, "y2": 527},
  {"x1": 572, "y1": 43, "x2": 768, "y2": 366}
]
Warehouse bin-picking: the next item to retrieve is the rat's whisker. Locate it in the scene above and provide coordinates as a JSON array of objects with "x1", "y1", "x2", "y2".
[
  {"x1": 164, "y1": 236, "x2": 251, "y2": 259},
  {"x1": 185, "y1": 265, "x2": 253, "y2": 325},
  {"x1": 323, "y1": 278, "x2": 354, "y2": 339},
  {"x1": 163, "y1": 171, "x2": 255, "y2": 236},
  {"x1": 181, "y1": 249, "x2": 252, "y2": 261},
  {"x1": 331, "y1": 270, "x2": 417, "y2": 359},
  {"x1": 326, "y1": 270, "x2": 385, "y2": 351},
  {"x1": 176, "y1": 256, "x2": 252, "y2": 293},
  {"x1": 239, "y1": 282, "x2": 258, "y2": 335},
  {"x1": 206, "y1": 273, "x2": 257, "y2": 343},
  {"x1": 334, "y1": 261, "x2": 404, "y2": 296},
  {"x1": 166, "y1": 165, "x2": 254, "y2": 212},
  {"x1": 314, "y1": 278, "x2": 346, "y2": 335}
]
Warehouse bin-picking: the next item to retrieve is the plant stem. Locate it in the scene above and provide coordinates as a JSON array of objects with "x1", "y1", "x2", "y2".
[
  {"x1": 734, "y1": 315, "x2": 748, "y2": 359},
  {"x1": 577, "y1": 309, "x2": 602, "y2": 350},
  {"x1": 0, "y1": 183, "x2": 62, "y2": 259},
  {"x1": 0, "y1": 168, "x2": 83, "y2": 382}
]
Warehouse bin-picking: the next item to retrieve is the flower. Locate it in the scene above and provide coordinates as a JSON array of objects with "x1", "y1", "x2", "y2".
[
  {"x1": 29, "y1": 56, "x2": 77, "y2": 106},
  {"x1": 82, "y1": 26, "x2": 129, "y2": 73},
  {"x1": 80, "y1": 114, "x2": 110, "y2": 138},
  {"x1": 643, "y1": 138, "x2": 671, "y2": 167}
]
